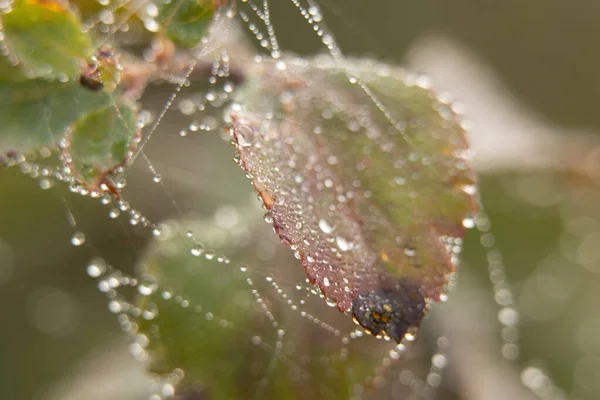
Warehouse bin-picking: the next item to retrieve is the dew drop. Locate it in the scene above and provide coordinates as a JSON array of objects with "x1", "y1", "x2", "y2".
[
  {"x1": 462, "y1": 217, "x2": 476, "y2": 229},
  {"x1": 138, "y1": 275, "x2": 158, "y2": 296},
  {"x1": 152, "y1": 225, "x2": 164, "y2": 237},
  {"x1": 108, "y1": 299, "x2": 122, "y2": 313},
  {"x1": 86, "y1": 257, "x2": 107, "y2": 278},
  {"x1": 432, "y1": 354, "x2": 448, "y2": 368},
  {"x1": 191, "y1": 244, "x2": 204, "y2": 257},
  {"x1": 498, "y1": 307, "x2": 519, "y2": 326},
  {"x1": 71, "y1": 232, "x2": 86, "y2": 246},
  {"x1": 235, "y1": 125, "x2": 255, "y2": 147},
  {"x1": 264, "y1": 212, "x2": 274, "y2": 224},
  {"x1": 204, "y1": 249, "x2": 216, "y2": 260},
  {"x1": 335, "y1": 236, "x2": 354, "y2": 252},
  {"x1": 318, "y1": 218, "x2": 335, "y2": 234}
]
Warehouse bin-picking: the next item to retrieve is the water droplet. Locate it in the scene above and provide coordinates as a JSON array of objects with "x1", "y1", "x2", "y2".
[
  {"x1": 204, "y1": 249, "x2": 216, "y2": 260},
  {"x1": 152, "y1": 174, "x2": 162, "y2": 183},
  {"x1": 318, "y1": 218, "x2": 335, "y2": 234},
  {"x1": 335, "y1": 236, "x2": 354, "y2": 252},
  {"x1": 143, "y1": 303, "x2": 158, "y2": 320},
  {"x1": 462, "y1": 217, "x2": 475, "y2": 229},
  {"x1": 432, "y1": 354, "x2": 448, "y2": 368},
  {"x1": 86, "y1": 258, "x2": 107, "y2": 277},
  {"x1": 138, "y1": 275, "x2": 158, "y2": 296},
  {"x1": 498, "y1": 307, "x2": 519, "y2": 326},
  {"x1": 235, "y1": 125, "x2": 255, "y2": 147},
  {"x1": 191, "y1": 244, "x2": 204, "y2": 257},
  {"x1": 71, "y1": 232, "x2": 85, "y2": 246},
  {"x1": 152, "y1": 225, "x2": 164, "y2": 237},
  {"x1": 263, "y1": 212, "x2": 274, "y2": 223},
  {"x1": 108, "y1": 208, "x2": 121, "y2": 219}
]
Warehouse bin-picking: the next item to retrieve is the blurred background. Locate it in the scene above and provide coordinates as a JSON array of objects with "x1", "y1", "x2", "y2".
[{"x1": 1, "y1": 0, "x2": 600, "y2": 399}]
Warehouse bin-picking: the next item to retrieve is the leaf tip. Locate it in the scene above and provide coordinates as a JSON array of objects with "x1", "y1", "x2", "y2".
[{"x1": 351, "y1": 282, "x2": 426, "y2": 343}]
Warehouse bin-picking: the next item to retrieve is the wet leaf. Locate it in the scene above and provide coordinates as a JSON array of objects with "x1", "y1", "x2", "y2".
[
  {"x1": 0, "y1": 79, "x2": 111, "y2": 155},
  {"x1": 157, "y1": 0, "x2": 226, "y2": 47},
  {"x1": 1, "y1": 0, "x2": 94, "y2": 80},
  {"x1": 135, "y1": 222, "x2": 263, "y2": 398},
  {"x1": 64, "y1": 101, "x2": 139, "y2": 193},
  {"x1": 79, "y1": 46, "x2": 122, "y2": 93},
  {"x1": 134, "y1": 212, "x2": 391, "y2": 399},
  {"x1": 229, "y1": 56, "x2": 477, "y2": 342}
]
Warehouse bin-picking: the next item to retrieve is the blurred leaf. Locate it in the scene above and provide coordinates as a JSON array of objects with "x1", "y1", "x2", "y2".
[
  {"x1": 1, "y1": 0, "x2": 94, "y2": 80},
  {"x1": 229, "y1": 56, "x2": 477, "y2": 342},
  {"x1": 157, "y1": 0, "x2": 225, "y2": 47},
  {"x1": 79, "y1": 46, "x2": 122, "y2": 93},
  {"x1": 0, "y1": 56, "x2": 27, "y2": 83},
  {"x1": 135, "y1": 214, "x2": 389, "y2": 399},
  {"x1": 64, "y1": 101, "x2": 139, "y2": 192},
  {"x1": 0, "y1": 79, "x2": 111, "y2": 154}
]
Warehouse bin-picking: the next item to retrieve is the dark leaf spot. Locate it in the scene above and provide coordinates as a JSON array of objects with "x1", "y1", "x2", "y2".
[{"x1": 351, "y1": 282, "x2": 426, "y2": 343}]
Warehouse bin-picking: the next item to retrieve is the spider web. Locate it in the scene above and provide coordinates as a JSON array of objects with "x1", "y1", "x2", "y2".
[{"x1": 0, "y1": 0, "x2": 573, "y2": 399}]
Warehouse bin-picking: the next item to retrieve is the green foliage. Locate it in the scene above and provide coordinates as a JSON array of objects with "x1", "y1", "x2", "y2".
[
  {"x1": 2, "y1": 0, "x2": 93, "y2": 80},
  {"x1": 0, "y1": 0, "x2": 135, "y2": 191},
  {"x1": 0, "y1": 79, "x2": 111, "y2": 154},
  {"x1": 157, "y1": 0, "x2": 223, "y2": 47},
  {"x1": 135, "y1": 214, "x2": 384, "y2": 399},
  {"x1": 65, "y1": 101, "x2": 139, "y2": 191}
]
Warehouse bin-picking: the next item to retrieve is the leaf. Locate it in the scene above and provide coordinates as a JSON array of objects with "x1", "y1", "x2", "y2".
[
  {"x1": 0, "y1": 79, "x2": 112, "y2": 155},
  {"x1": 135, "y1": 219, "x2": 272, "y2": 398},
  {"x1": 63, "y1": 101, "x2": 140, "y2": 193},
  {"x1": 1, "y1": 0, "x2": 94, "y2": 80},
  {"x1": 229, "y1": 56, "x2": 477, "y2": 343},
  {"x1": 0, "y1": 56, "x2": 27, "y2": 83},
  {"x1": 157, "y1": 0, "x2": 226, "y2": 47},
  {"x1": 134, "y1": 213, "x2": 391, "y2": 399},
  {"x1": 79, "y1": 46, "x2": 122, "y2": 93}
]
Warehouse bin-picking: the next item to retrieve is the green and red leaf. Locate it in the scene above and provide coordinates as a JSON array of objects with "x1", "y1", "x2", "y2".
[{"x1": 229, "y1": 56, "x2": 477, "y2": 342}]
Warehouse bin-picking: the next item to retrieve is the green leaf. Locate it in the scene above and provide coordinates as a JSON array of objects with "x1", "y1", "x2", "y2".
[
  {"x1": 0, "y1": 79, "x2": 111, "y2": 154},
  {"x1": 1, "y1": 0, "x2": 94, "y2": 80},
  {"x1": 79, "y1": 46, "x2": 122, "y2": 93},
  {"x1": 0, "y1": 56, "x2": 27, "y2": 83},
  {"x1": 157, "y1": 0, "x2": 222, "y2": 47},
  {"x1": 64, "y1": 101, "x2": 139, "y2": 192},
  {"x1": 229, "y1": 56, "x2": 477, "y2": 343},
  {"x1": 134, "y1": 213, "x2": 390, "y2": 399}
]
